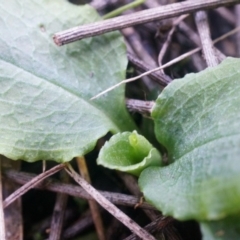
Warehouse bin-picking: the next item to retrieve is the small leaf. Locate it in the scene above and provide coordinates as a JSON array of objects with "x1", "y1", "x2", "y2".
[
  {"x1": 0, "y1": 0, "x2": 135, "y2": 162},
  {"x1": 200, "y1": 216, "x2": 240, "y2": 240},
  {"x1": 98, "y1": 131, "x2": 162, "y2": 176},
  {"x1": 139, "y1": 58, "x2": 240, "y2": 220}
]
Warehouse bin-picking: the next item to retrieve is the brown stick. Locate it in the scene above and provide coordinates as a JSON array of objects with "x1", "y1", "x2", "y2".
[
  {"x1": 49, "y1": 171, "x2": 69, "y2": 240},
  {"x1": 91, "y1": 25, "x2": 240, "y2": 100},
  {"x1": 1, "y1": 157, "x2": 23, "y2": 240},
  {"x1": 235, "y1": 5, "x2": 240, "y2": 56},
  {"x1": 127, "y1": 52, "x2": 172, "y2": 86},
  {"x1": 158, "y1": 14, "x2": 189, "y2": 69},
  {"x1": 126, "y1": 99, "x2": 155, "y2": 115},
  {"x1": 124, "y1": 216, "x2": 175, "y2": 240},
  {"x1": 117, "y1": 172, "x2": 159, "y2": 221},
  {"x1": 53, "y1": 0, "x2": 239, "y2": 45},
  {"x1": 63, "y1": 211, "x2": 93, "y2": 239},
  {"x1": 65, "y1": 163, "x2": 156, "y2": 240},
  {"x1": 3, "y1": 164, "x2": 65, "y2": 208},
  {"x1": 4, "y1": 169, "x2": 155, "y2": 210},
  {"x1": 194, "y1": 10, "x2": 219, "y2": 66},
  {"x1": 76, "y1": 157, "x2": 105, "y2": 240},
  {"x1": 215, "y1": 7, "x2": 236, "y2": 25}
]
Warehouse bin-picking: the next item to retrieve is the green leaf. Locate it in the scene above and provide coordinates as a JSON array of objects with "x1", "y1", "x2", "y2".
[
  {"x1": 0, "y1": 0, "x2": 135, "y2": 162},
  {"x1": 97, "y1": 131, "x2": 162, "y2": 176},
  {"x1": 139, "y1": 58, "x2": 240, "y2": 220},
  {"x1": 200, "y1": 216, "x2": 240, "y2": 240}
]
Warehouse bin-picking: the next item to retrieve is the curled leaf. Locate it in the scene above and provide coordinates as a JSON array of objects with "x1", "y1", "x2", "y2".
[{"x1": 98, "y1": 131, "x2": 162, "y2": 176}]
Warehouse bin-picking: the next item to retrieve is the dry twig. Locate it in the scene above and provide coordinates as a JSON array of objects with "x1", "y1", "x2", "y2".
[
  {"x1": 76, "y1": 156, "x2": 105, "y2": 240},
  {"x1": 49, "y1": 171, "x2": 69, "y2": 240},
  {"x1": 127, "y1": 52, "x2": 172, "y2": 86},
  {"x1": 118, "y1": 172, "x2": 159, "y2": 221},
  {"x1": 158, "y1": 14, "x2": 189, "y2": 68},
  {"x1": 126, "y1": 99, "x2": 155, "y2": 116},
  {"x1": 53, "y1": 0, "x2": 239, "y2": 45},
  {"x1": 235, "y1": 5, "x2": 240, "y2": 56},
  {"x1": 63, "y1": 211, "x2": 93, "y2": 239},
  {"x1": 65, "y1": 163, "x2": 156, "y2": 240},
  {"x1": 1, "y1": 157, "x2": 23, "y2": 240},
  {"x1": 3, "y1": 164, "x2": 65, "y2": 209},
  {"x1": 4, "y1": 169, "x2": 155, "y2": 210},
  {"x1": 91, "y1": 25, "x2": 240, "y2": 100},
  {"x1": 124, "y1": 216, "x2": 176, "y2": 240},
  {"x1": 194, "y1": 10, "x2": 219, "y2": 66}
]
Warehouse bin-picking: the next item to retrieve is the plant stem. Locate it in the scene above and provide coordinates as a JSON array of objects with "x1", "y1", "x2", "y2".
[{"x1": 103, "y1": 0, "x2": 145, "y2": 19}]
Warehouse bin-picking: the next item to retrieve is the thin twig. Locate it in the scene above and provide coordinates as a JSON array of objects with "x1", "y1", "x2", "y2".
[
  {"x1": 65, "y1": 163, "x2": 156, "y2": 240},
  {"x1": 91, "y1": 47, "x2": 200, "y2": 100},
  {"x1": 126, "y1": 99, "x2": 155, "y2": 116},
  {"x1": 127, "y1": 52, "x2": 172, "y2": 86},
  {"x1": 123, "y1": 28, "x2": 158, "y2": 69},
  {"x1": 1, "y1": 157, "x2": 23, "y2": 240},
  {"x1": 0, "y1": 159, "x2": 6, "y2": 240},
  {"x1": 91, "y1": 25, "x2": 240, "y2": 100},
  {"x1": 177, "y1": 21, "x2": 207, "y2": 71},
  {"x1": 124, "y1": 216, "x2": 175, "y2": 240},
  {"x1": 3, "y1": 164, "x2": 65, "y2": 209},
  {"x1": 29, "y1": 209, "x2": 74, "y2": 238},
  {"x1": 122, "y1": 27, "x2": 159, "y2": 91},
  {"x1": 194, "y1": 10, "x2": 219, "y2": 66},
  {"x1": 179, "y1": 16, "x2": 225, "y2": 65},
  {"x1": 214, "y1": 48, "x2": 226, "y2": 62},
  {"x1": 215, "y1": 7, "x2": 236, "y2": 25},
  {"x1": 4, "y1": 170, "x2": 155, "y2": 210},
  {"x1": 118, "y1": 172, "x2": 159, "y2": 221},
  {"x1": 178, "y1": 21, "x2": 201, "y2": 46},
  {"x1": 76, "y1": 156, "x2": 105, "y2": 240},
  {"x1": 49, "y1": 171, "x2": 69, "y2": 240},
  {"x1": 63, "y1": 211, "x2": 93, "y2": 239},
  {"x1": 235, "y1": 5, "x2": 240, "y2": 56},
  {"x1": 53, "y1": 0, "x2": 239, "y2": 45},
  {"x1": 158, "y1": 14, "x2": 189, "y2": 68}
]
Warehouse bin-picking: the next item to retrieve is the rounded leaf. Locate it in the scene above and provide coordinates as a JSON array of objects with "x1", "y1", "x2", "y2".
[
  {"x1": 139, "y1": 58, "x2": 240, "y2": 220},
  {"x1": 0, "y1": 0, "x2": 135, "y2": 162}
]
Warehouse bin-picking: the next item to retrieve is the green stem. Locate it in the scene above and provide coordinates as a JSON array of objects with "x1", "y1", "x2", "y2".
[{"x1": 103, "y1": 0, "x2": 145, "y2": 19}]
